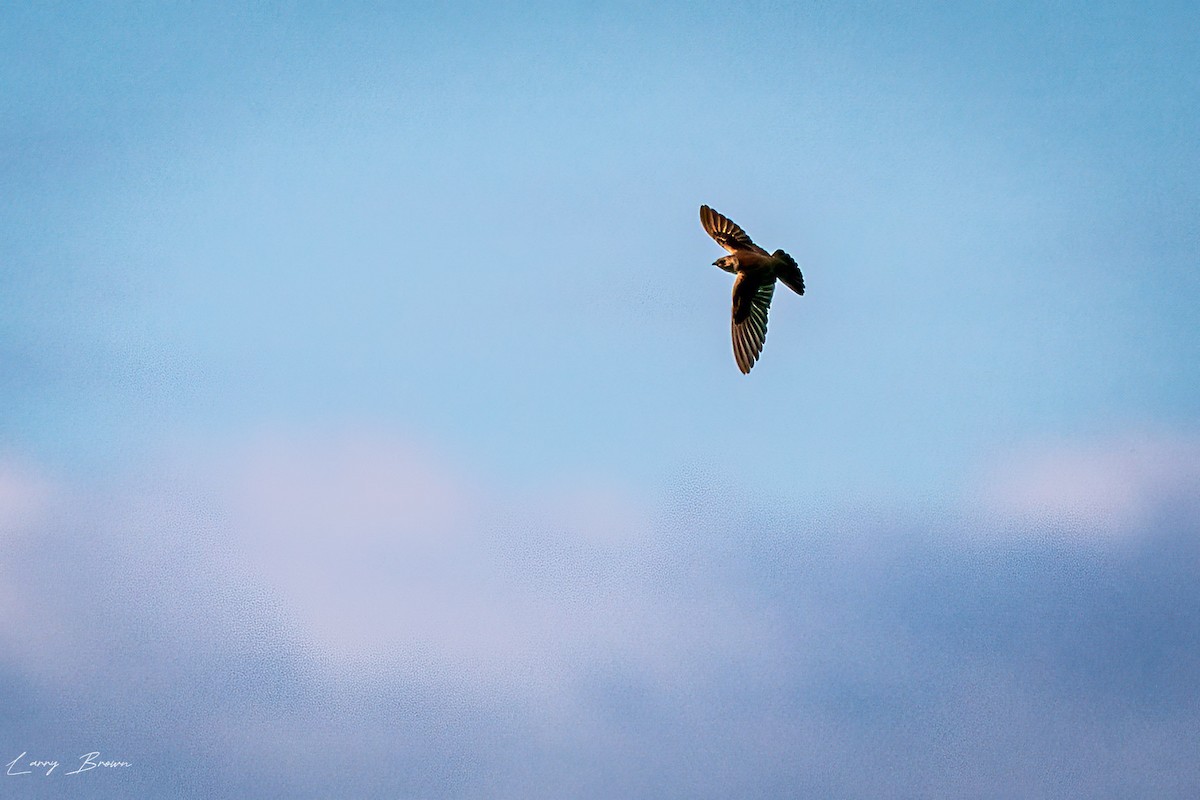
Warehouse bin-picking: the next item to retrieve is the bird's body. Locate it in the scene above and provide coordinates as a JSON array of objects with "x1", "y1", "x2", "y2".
[{"x1": 700, "y1": 204, "x2": 805, "y2": 373}]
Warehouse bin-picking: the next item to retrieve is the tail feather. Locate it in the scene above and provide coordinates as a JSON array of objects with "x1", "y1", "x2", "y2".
[{"x1": 774, "y1": 249, "x2": 805, "y2": 296}]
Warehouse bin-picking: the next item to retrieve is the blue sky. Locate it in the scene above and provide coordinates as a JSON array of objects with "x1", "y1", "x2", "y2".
[{"x1": 2, "y1": 2, "x2": 1198, "y2": 797}]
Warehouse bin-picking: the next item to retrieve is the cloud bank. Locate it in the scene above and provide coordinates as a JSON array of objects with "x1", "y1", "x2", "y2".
[{"x1": 1, "y1": 432, "x2": 1197, "y2": 798}]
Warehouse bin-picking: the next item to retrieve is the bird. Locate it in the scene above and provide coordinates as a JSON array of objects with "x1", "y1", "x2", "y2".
[{"x1": 699, "y1": 204, "x2": 805, "y2": 374}]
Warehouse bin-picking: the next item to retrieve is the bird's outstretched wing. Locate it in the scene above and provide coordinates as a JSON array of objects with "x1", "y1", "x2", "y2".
[
  {"x1": 731, "y1": 274, "x2": 774, "y2": 374},
  {"x1": 701, "y1": 205, "x2": 768, "y2": 255}
]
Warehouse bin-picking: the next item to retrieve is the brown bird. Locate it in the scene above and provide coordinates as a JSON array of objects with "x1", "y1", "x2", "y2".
[{"x1": 700, "y1": 204, "x2": 805, "y2": 373}]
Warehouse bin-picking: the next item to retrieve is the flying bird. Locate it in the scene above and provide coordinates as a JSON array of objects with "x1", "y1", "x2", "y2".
[{"x1": 700, "y1": 204, "x2": 805, "y2": 373}]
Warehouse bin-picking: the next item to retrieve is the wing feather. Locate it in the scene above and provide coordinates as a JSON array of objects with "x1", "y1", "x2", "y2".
[
  {"x1": 731, "y1": 276, "x2": 775, "y2": 373},
  {"x1": 701, "y1": 205, "x2": 768, "y2": 255}
]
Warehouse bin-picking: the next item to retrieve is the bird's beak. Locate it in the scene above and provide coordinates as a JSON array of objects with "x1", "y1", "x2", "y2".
[{"x1": 712, "y1": 259, "x2": 721, "y2": 266}]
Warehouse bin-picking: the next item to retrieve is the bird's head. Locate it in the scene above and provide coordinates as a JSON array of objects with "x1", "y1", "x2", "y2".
[{"x1": 713, "y1": 255, "x2": 737, "y2": 272}]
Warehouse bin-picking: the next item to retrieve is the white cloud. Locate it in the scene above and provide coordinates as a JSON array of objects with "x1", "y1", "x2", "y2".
[
  {"x1": 0, "y1": 457, "x2": 53, "y2": 537},
  {"x1": 973, "y1": 432, "x2": 1200, "y2": 538},
  {"x1": 187, "y1": 431, "x2": 771, "y2": 696},
  {"x1": 0, "y1": 458, "x2": 63, "y2": 676}
]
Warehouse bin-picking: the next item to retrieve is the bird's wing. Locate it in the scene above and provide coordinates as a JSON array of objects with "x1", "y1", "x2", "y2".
[
  {"x1": 731, "y1": 274, "x2": 774, "y2": 374},
  {"x1": 701, "y1": 205, "x2": 768, "y2": 255}
]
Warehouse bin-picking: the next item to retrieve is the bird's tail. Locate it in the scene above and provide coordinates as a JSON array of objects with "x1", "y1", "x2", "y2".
[{"x1": 773, "y1": 249, "x2": 805, "y2": 296}]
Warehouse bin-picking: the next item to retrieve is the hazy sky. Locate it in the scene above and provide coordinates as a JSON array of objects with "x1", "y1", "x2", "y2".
[{"x1": 2, "y1": 3, "x2": 1198, "y2": 797}]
